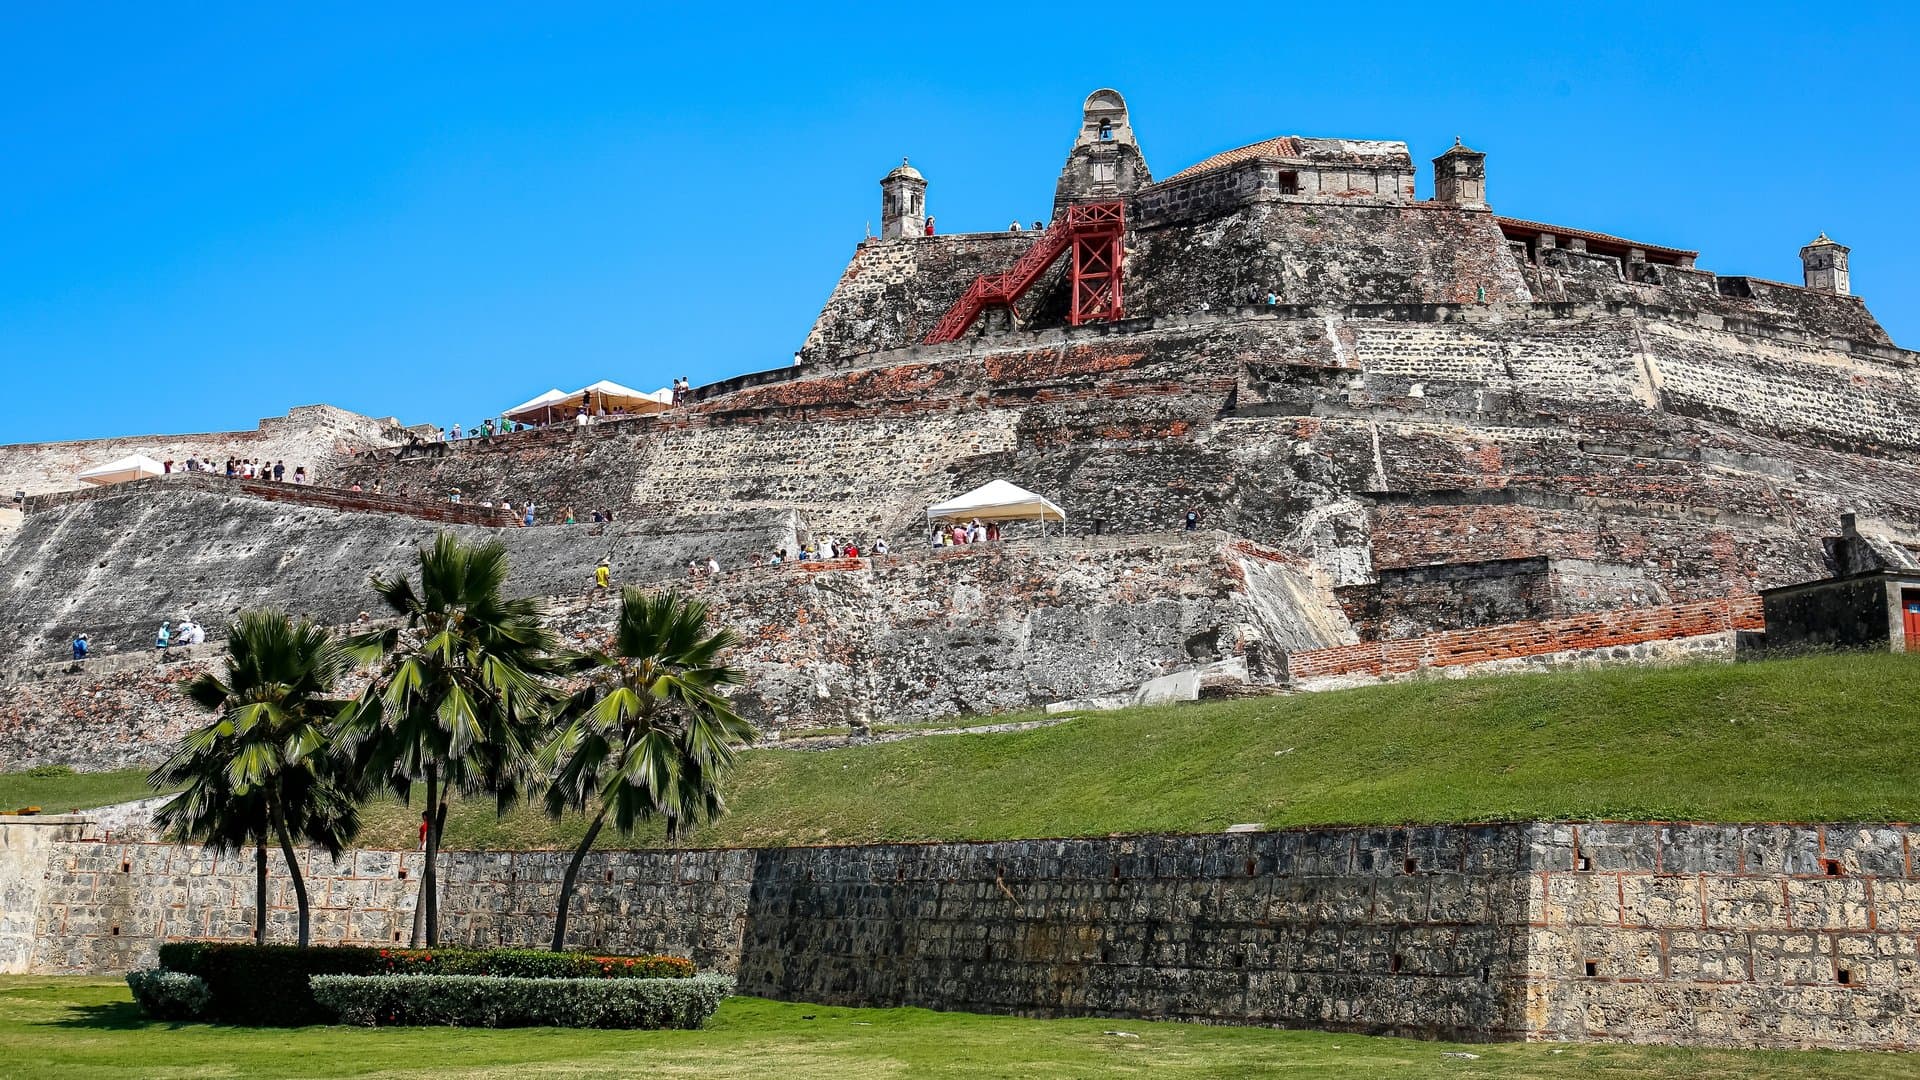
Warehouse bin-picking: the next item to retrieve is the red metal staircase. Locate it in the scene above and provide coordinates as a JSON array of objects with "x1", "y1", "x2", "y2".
[{"x1": 922, "y1": 200, "x2": 1128, "y2": 345}]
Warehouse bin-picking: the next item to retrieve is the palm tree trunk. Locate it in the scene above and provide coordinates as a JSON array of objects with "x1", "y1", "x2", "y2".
[
  {"x1": 421, "y1": 764, "x2": 441, "y2": 947},
  {"x1": 551, "y1": 807, "x2": 608, "y2": 952},
  {"x1": 269, "y1": 797, "x2": 312, "y2": 948},
  {"x1": 253, "y1": 838, "x2": 268, "y2": 945}
]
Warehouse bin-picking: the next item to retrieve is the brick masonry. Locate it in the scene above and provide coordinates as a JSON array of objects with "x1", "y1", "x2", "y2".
[{"x1": 9, "y1": 818, "x2": 1920, "y2": 1051}]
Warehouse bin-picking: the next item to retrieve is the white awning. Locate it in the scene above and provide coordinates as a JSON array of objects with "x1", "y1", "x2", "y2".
[
  {"x1": 77, "y1": 454, "x2": 167, "y2": 486},
  {"x1": 502, "y1": 388, "x2": 568, "y2": 421},
  {"x1": 506, "y1": 380, "x2": 672, "y2": 423},
  {"x1": 927, "y1": 479, "x2": 1066, "y2": 522}
]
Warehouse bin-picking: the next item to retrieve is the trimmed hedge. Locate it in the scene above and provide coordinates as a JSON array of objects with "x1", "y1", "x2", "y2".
[
  {"x1": 156, "y1": 942, "x2": 694, "y2": 1026},
  {"x1": 125, "y1": 969, "x2": 211, "y2": 1020},
  {"x1": 311, "y1": 973, "x2": 734, "y2": 1029}
]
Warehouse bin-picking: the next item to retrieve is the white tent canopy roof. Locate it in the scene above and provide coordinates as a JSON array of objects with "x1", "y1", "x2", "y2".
[
  {"x1": 77, "y1": 454, "x2": 166, "y2": 486},
  {"x1": 927, "y1": 479, "x2": 1066, "y2": 522},
  {"x1": 502, "y1": 388, "x2": 568, "y2": 419},
  {"x1": 504, "y1": 380, "x2": 670, "y2": 422}
]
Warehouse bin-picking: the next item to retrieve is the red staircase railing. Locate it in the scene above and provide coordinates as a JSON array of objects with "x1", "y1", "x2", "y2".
[{"x1": 922, "y1": 200, "x2": 1127, "y2": 344}]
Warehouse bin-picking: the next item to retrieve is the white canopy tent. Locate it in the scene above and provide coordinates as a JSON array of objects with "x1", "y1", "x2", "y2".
[
  {"x1": 503, "y1": 380, "x2": 671, "y2": 425},
  {"x1": 502, "y1": 388, "x2": 569, "y2": 424},
  {"x1": 77, "y1": 454, "x2": 167, "y2": 486},
  {"x1": 926, "y1": 479, "x2": 1066, "y2": 535}
]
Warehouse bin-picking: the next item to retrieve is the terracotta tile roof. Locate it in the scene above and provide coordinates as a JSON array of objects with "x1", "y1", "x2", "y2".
[
  {"x1": 1163, "y1": 137, "x2": 1304, "y2": 182},
  {"x1": 1497, "y1": 216, "x2": 1697, "y2": 261}
]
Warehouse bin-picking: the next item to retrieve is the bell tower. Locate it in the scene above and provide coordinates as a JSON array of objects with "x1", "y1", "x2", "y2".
[{"x1": 1052, "y1": 89, "x2": 1152, "y2": 219}]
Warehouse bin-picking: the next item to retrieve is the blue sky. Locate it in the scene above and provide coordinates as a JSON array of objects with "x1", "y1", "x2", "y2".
[{"x1": 3, "y1": 4, "x2": 1916, "y2": 444}]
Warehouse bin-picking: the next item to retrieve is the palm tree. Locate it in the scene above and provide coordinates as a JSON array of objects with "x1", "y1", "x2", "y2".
[
  {"x1": 542, "y1": 587, "x2": 754, "y2": 951},
  {"x1": 339, "y1": 533, "x2": 560, "y2": 946},
  {"x1": 149, "y1": 610, "x2": 364, "y2": 947}
]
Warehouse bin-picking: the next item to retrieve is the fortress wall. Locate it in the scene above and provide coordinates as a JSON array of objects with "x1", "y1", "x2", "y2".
[
  {"x1": 1287, "y1": 594, "x2": 1762, "y2": 684},
  {"x1": 799, "y1": 233, "x2": 1048, "y2": 365},
  {"x1": 1367, "y1": 502, "x2": 1822, "y2": 599},
  {"x1": 14, "y1": 819, "x2": 1920, "y2": 1049},
  {"x1": 0, "y1": 488, "x2": 792, "y2": 676},
  {"x1": 554, "y1": 535, "x2": 1320, "y2": 730},
  {"x1": 0, "y1": 527, "x2": 1324, "y2": 766},
  {"x1": 1126, "y1": 203, "x2": 1533, "y2": 315},
  {"x1": 19, "y1": 835, "x2": 753, "y2": 976},
  {"x1": 0, "y1": 405, "x2": 404, "y2": 504},
  {"x1": 1640, "y1": 321, "x2": 1920, "y2": 453}
]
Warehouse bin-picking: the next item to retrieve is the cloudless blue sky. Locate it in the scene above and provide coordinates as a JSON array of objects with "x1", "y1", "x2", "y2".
[{"x1": 3, "y1": 4, "x2": 1915, "y2": 443}]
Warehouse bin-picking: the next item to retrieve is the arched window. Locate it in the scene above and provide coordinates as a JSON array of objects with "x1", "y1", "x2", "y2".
[{"x1": 1098, "y1": 119, "x2": 1113, "y2": 141}]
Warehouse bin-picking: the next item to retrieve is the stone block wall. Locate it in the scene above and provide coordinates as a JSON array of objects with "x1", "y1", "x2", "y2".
[
  {"x1": 734, "y1": 828, "x2": 1532, "y2": 1038},
  {"x1": 22, "y1": 839, "x2": 753, "y2": 975},
  {"x1": 1524, "y1": 822, "x2": 1920, "y2": 1049},
  {"x1": 14, "y1": 820, "x2": 1920, "y2": 1050}
]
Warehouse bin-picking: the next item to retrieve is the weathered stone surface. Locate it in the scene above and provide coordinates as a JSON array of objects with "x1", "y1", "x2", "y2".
[{"x1": 10, "y1": 819, "x2": 1920, "y2": 1050}]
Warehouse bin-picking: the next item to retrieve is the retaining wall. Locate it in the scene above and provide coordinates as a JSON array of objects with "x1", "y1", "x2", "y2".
[{"x1": 9, "y1": 819, "x2": 1920, "y2": 1050}]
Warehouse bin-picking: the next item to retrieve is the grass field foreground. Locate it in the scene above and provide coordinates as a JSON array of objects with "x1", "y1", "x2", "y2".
[
  {"x1": 7, "y1": 653, "x2": 1920, "y2": 849},
  {"x1": 0, "y1": 976, "x2": 1907, "y2": 1080}
]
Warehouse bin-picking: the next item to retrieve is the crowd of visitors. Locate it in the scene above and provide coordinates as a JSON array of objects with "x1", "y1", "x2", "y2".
[
  {"x1": 933, "y1": 519, "x2": 1001, "y2": 546},
  {"x1": 162, "y1": 458, "x2": 306, "y2": 482}
]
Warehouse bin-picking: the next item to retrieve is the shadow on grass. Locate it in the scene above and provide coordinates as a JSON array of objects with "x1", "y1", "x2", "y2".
[
  {"x1": 46, "y1": 1000, "x2": 152, "y2": 1030},
  {"x1": 42, "y1": 1000, "x2": 248, "y2": 1034}
]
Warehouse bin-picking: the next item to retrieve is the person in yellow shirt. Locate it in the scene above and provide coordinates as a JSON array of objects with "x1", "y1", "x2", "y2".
[{"x1": 595, "y1": 560, "x2": 611, "y2": 590}]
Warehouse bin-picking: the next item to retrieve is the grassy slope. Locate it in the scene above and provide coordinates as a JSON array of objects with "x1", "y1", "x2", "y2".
[
  {"x1": 0, "y1": 769, "x2": 157, "y2": 817},
  {"x1": 0, "y1": 977, "x2": 1905, "y2": 1080},
  {"x1": 8, "y1": 653, "x2": 1920, "y2": 849}
]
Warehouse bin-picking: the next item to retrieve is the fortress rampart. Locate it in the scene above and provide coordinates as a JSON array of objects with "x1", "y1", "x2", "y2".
[{"x1": 10, "y1": 816, "x2": 1920, "y2": 1050}]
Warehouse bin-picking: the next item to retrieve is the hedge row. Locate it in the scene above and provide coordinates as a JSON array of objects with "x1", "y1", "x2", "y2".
[
  {"x1": 311, "y1": 973, "x2": 734, "y2": 1029},
  {"x1": 156, "y1": 942, "x2": 694, "y2": 1026}
]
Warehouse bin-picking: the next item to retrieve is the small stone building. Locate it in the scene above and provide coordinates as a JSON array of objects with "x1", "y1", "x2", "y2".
[{"x1": 1758, "y1": 515, "x2": 1920, "y2": 652}]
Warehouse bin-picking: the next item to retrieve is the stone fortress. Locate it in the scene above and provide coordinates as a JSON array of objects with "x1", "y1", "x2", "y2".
[
  {"x1": 5, "y1": 89, "x2": 1920, "y2": 1049},
  {"x1": 5, "y1": 87, "x2": 1916, "y2": 758}
]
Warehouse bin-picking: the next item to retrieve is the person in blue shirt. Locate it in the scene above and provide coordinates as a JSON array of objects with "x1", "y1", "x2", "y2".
[
  {"x1": 71, "y1": 633, "x2": 88, "y2": 660},
  {"x1": 156, "y1": 621, "x2": 171, "y2": 655}
]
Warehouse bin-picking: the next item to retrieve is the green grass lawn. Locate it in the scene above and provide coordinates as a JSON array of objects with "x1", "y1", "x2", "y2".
[
  {"x1": 0, "y1": 767, "x2": 159, "y2": 817},
  {"x1": 0, "y1": 976, "x2": 1905, "y2": 1080},
  {"x1": 9, "y1": 652, "x2": 1920, "y2": 849}
]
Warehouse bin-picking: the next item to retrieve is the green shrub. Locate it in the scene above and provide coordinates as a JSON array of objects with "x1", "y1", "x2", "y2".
[
  {"x1": 372, "y1": 947, "x2": 694, "y2": 981},
  {"x1": 156, "y1": 942, "x2": 695, "y2": 1026},
  {"x1": 311, "y1": 973, "x2": 733, "y2": 1029},
  {"x1": 22, "y1": 764, "x2": 74, "y2": 778},
  {"x1": 125, "y1": 969, "x2": 211, "y2": 1020}
]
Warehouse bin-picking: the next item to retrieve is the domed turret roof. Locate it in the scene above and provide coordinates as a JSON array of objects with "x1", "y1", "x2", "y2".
[{"x1": 884, "y1": 157, "x2": 923, "y2": 182}]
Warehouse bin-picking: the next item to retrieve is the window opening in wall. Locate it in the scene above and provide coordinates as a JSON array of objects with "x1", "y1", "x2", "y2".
[
  {"x1": 1575, "y1": 855, "x2": 1592, "y2": 872},
  {"x1": 1390, "y1": 954, "x2": 1403, "y2": 973},
  {"x1": 1583, "y1": 960, "x2": 1599, "y2": 978},
  {"x1": 398, "y1": 867, "x2": 407, "y2": 880},
  {"x1": 1098, "y1": 119, "x2": 1113, "y2": 141},
  {"x1": 110, "y1": 926, "x2": 120, "y2": 936},
  {"x1": 1246, "y1": 859, "x2": 1257, "y2": 877},
  {"x1": 1823, "y1": 859, "x2": 1843, "y2": 877},
  {"x1": 1278, "y1": 170, "x2": 1299, "y2": 196},
  {"x1": 1838, "y1": 968, "x2": 1853, "y2": 985},
  {"x1": 1404, "y1": 857, "x2": 1418, "y2": 874}
]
